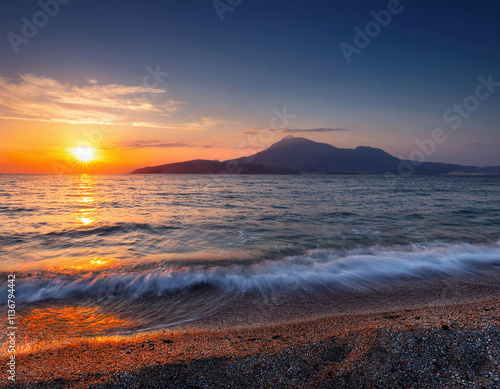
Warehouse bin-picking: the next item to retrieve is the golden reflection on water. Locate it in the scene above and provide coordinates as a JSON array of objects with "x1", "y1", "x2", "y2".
[
  {"x1": 54, "y1": 256, "x2": 116, "y2": 274},
  {"x1": 10, "y1": 306, "x2": 136, "y2": 355},
  {"x1": 77, "y1": 213, "x2": 95, "y2": 226},
  {"x1": 75, "y1": 173, "x2": 96, "y2": 227},
  {"x1": 22, "y1": 306, "x2": 133, "y2": 335}
]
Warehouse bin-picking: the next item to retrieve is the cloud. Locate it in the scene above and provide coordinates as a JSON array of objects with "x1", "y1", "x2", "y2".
[
  {"x1": 114, "y1": 140, "x2": 214, "y2": 149},
  {"x1": 0, "y1": 73, "x2": 186, "y2": 127},
  {"x1": 129, "y1": 117, "x2": 218, "y2": 131},
  {"x1": 282, "y1": 128, "x2": 349, "y2": 133},
  {"x1": 469, "y1": 142, "x2": 500, "y2": 150},
  {"x1": 243, "y1": 127, "x2": 349, "y2": 134},
  {"x1": 161, "y1": 100, "x2": 187, "y2": 113}
]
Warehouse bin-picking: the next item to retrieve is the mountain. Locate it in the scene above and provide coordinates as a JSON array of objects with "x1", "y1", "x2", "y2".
[
  {"x1": 229, "y1": 135, "x2": 479, "y2": 174},
  {"x1": 131, "y1": 136, "x2": 500, "y2": 175},
  {"x1": 130, "y1": 159, "x2": 298, "y2": 174},
  {"x1": 230, "y1": 136, "x2": 402, "y2": 173}
]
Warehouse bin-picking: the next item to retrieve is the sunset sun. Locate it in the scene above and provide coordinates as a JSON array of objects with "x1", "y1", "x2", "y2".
[{"x1": 72, "y1": 147, "x2": 95, "y2": 163}]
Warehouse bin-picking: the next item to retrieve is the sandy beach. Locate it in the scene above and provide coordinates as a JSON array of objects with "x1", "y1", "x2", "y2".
[{"x1": 2, "y1": 280, "x2": 499, "y2": 388}]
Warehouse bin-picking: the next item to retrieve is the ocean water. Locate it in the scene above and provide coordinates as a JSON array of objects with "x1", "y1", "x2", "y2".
[{"x1": 1, "y1": 174, "x2": 500, "y2": 349}]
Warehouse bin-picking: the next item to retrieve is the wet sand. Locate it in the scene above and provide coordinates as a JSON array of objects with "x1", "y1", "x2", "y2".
[{"x1": 2, "y1": 274, "x2": 500, "y2": 388}]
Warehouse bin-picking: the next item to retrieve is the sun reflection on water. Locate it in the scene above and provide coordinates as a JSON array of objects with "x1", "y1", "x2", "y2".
[
  {"x1": 44, "y1": 256, "x2": 118, "y2": 276},
  {"x1": 7, "y1": 306, "x2": 136, "y2": 355},
  {"x1": 75, "y1": 174, "x2": 96, "y2": 226}
]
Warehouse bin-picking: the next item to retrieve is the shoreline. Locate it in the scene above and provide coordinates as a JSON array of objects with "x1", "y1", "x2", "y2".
[{"x1": 3, "y1": 291, "x2": 499, "y2": 388}]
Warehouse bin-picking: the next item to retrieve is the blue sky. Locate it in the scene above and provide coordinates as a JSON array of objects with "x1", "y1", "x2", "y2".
[{"x1": 1, "y1": 0, "x2": 499, "y2": 172}]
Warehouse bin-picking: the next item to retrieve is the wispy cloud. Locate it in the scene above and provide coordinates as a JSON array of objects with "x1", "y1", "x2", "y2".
[
  {"x1": 161, "y1": 100, "x2": 187, "y2": 113},
  {"x1": 243, "y1": 127, "x2": 349, "y2": 134},
  {"x1": 0, "y1": 73, "x2": 186, "y2": 127},
  {"x1": 130, "y1": 117, "x2": 219, "y2": 131},
  {"x1": 114, "y1": 140, "x2": 214, "y2": 149},
  {"x1": 469, "y1": 142, "x2": 500, "y2": 149},
  {"x1": 282, "y1": 128, "x2": 349, "y2": 133}
]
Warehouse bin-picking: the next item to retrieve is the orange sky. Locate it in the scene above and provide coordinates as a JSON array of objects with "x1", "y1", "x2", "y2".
[
  {"x1": 2, "y1": 73, "x2": 493, "y2": 173},
  {"x1": 0, "y1": 74, "x2": 259, "y2": 173},
  {"x1": 0, "y1": 117, "x2": 243, "y2": 174},
  {"x1": 1, "y1": 1, "x2": 500, "y2": 174},
  {"x1": 0, "y1": 74, "x2": 362, "y2": 174}
]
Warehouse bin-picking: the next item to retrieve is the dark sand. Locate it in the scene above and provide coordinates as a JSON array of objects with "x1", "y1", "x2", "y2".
[{"x1": 2, "y1": 273, "x2": 500, "y2": 388}]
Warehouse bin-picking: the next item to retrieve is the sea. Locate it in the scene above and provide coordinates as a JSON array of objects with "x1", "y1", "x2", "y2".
[{"x1": 1, "y1": 174, "x2": 500, "y2": 351}]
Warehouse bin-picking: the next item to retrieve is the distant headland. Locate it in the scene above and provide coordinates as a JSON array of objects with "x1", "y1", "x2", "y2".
[{"x1": 131, "y1": 136, "x2": 500, "y2": 175}]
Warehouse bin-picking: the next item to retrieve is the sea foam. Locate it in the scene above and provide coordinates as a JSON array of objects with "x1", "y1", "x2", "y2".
[{"x1": 4, "y1": 241, "x2": 500, "y2": 304}]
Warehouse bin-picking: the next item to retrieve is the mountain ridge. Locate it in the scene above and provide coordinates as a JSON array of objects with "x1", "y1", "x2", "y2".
[
  {"x1": 131, "y1": 136, "x2": 500, "y2": 175},
  {"x1": 130, "y1": 159, "x2": 298, "y2": 175}
]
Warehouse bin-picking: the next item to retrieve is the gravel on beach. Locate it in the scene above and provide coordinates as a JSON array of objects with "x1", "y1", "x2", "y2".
[{"x1": 2, "y1": 297, "x2": 499, "y2": 389}]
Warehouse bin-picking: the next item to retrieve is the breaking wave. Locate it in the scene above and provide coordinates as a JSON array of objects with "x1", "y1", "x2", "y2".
[{"x1": 5, "y1": 241, "x2": 500, "y2": 304}]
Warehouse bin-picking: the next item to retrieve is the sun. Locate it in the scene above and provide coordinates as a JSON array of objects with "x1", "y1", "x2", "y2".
[{"x1": 72, "y1": 146, "x2": 95, "y2": 163}]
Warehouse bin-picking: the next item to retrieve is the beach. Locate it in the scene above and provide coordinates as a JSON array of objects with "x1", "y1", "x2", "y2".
[
  {"x1": 3, "y1": 298, "x2": 499, "y2": 388},
  {"x1": 3, "y1": 274, "x2": 500, "y2": 388}
]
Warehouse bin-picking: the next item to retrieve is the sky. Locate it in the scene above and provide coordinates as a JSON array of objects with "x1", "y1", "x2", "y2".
[{"x1": 0, "y1": 0, "x2": 499, "y2": 173}]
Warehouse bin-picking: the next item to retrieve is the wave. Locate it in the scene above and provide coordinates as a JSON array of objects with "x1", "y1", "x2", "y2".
[
  {"x1": 46, "y1": 222, "x2": 182, "y2": 237},
  {"x1": 0, "y1": 206, "x2": 37, "y2": 213},
  {"x1": 5, "y1": 241, "x2": 500, "y2": 304},
  {"x1": 0, "y1": 223, "x2": 181, "y2": 245}
]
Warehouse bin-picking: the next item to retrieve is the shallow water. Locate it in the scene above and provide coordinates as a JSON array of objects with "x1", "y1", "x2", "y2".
[{"x1": 1, "y1": 174, "x2": 500, "y2": 348}]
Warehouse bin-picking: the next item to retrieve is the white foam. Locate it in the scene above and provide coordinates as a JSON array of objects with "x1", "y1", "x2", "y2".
[{"x1": 7, "y1": 241, "x2": 500, "y2": 303}]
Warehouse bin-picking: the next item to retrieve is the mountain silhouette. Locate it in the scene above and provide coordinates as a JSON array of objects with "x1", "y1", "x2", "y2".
[
  {"x1": 132, "y1": 136, "x2": 499, "y2": 175},
  {"x1": 230, "y1": 136, "x2": 402, "y2": 173},
  {"x1": 130, "y1": 159, "x2": 298, "y2": 174}
]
